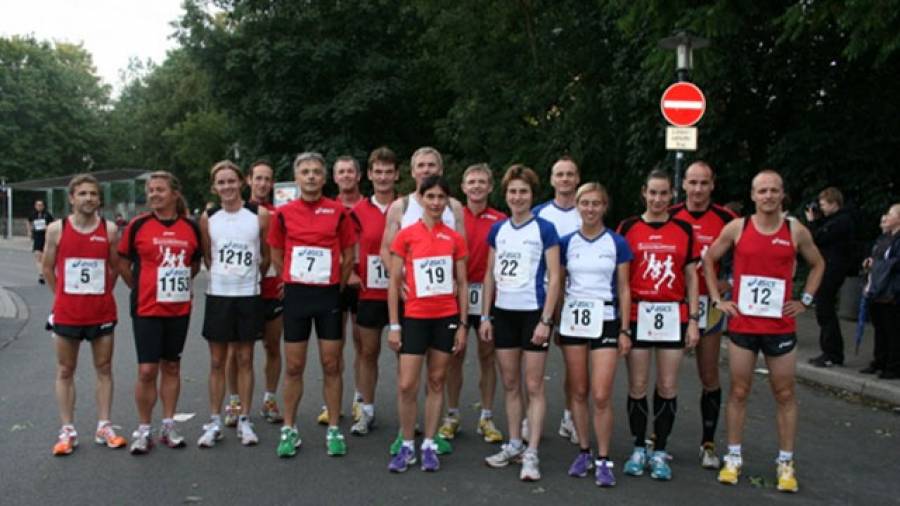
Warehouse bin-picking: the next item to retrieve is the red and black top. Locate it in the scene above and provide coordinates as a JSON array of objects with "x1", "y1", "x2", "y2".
[
  {"x1": 53, "y1": 218, "x2": 117, "y2": 325},
  {"x1": 118, "y1": 213, "x2": 202, "y2": 317},
  {"x1": 617, "y1": 216, "x2": 700, "y2": 322},
  {"x1": 254, "y1": 201, "x2": 282, "y2": 300},
  {"x1": 351, "y1": 197, "x2": 393, "y2": 301},
  {"x1": 463, "y1": 206, "x2": 507, "y2": 283},
  {"x1": 671, "y1": 203, "x2": 737, "y2": 295}
]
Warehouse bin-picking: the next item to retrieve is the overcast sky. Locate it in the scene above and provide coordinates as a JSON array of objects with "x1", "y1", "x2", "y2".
[{"x1": 0, "y1": 0, "x2": 185, "y2": 93}]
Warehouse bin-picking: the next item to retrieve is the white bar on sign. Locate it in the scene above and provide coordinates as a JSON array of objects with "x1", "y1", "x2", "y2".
[{"x1": 662, "y1": 100, "x2": 703, "y2": 109}]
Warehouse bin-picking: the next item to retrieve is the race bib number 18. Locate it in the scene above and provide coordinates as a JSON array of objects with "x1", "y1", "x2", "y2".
[
  {"x1": 413, "y1": 255, "x2": 453, "y2": 297},
  {"x1": 560, "y1": 297, "x2": 610, "y2": 338},
  {"x1": 63, "y1": 258, "x2": 105, "y2": 295},
  {"x1": 636, "y1": 301, "x2": 680, "y2": 342},
  {"x1": 157, "y1": 267, "x2": 191, "y2": 303},
  {"x1": 738, "y1": 275, "x2": 785, "y2": 318},
  {"x1": 366, "y1": 254, "x2": 389, "y2": 289}
]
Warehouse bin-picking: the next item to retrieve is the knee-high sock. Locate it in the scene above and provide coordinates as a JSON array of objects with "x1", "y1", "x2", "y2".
[
  {"x1": 627, "y1": 396, "x2": 648, "y2": 447},
  {"x1": 653, "y1": 390, "x2": 677, "y2": 452},
  {"x1": 700, "y1": 388, "x2": 721, "y2": 445}
]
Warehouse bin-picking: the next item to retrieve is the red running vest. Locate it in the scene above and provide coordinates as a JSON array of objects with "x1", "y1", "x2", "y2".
[{"x1": 53, "y1": 218, "x2": 117, "y2": 325}]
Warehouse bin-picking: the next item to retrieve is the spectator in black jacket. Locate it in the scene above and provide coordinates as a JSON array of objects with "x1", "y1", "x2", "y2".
[
  {"x1": 805, "y1": 187, "x2": 855, "y2": 367},
  {"x1": 861, "y1": 204, "x2": 900, "y2": 379}
]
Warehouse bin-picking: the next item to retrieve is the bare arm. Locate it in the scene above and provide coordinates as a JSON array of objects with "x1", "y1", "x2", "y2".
[
  {"x1": 258, "y1": 207, "x2": 271, "y2": 276},
  {"x1": 41, "y1": 221, "x2": 61, "y2": 293},
  {"x1": 703, "y1": 219, "x2": 740, "y2": 315},
  {"x1": 199, "y1": 212, "x2": 212, "y2": 270},
  {"x1": 105, "y1": 220, "x2": 119, "y2": 287},
  {"x1": 453, "y1": 257, "x2": 469, "y2": 355},
  {"x1": 450, "y1": 198, "x2": 466, "y2": 240},
  {"x1": 387, "y1": 253, "x2": 404, "y2": 352},
  {"x1": 380, "y1": 201, "x2": 403, "y2": 269},
  {"x1": 340, "y1": 246, "x2": 354, "y2": 289},
  {"x1": 784, "y1": 222, "x2": 826, "y2": 317},
  {"x1": 479, "y1": 247, "x2": 496, "y2": 342},
  {"x1": 616, "y1": 262, "x2": 632, "y2": 355},
  {"x1": 684, "y1": 260, "x2": 700, "y2": 348},
  {"x1": 533, "y1": 245, "x2": 561, "y2": 346}
]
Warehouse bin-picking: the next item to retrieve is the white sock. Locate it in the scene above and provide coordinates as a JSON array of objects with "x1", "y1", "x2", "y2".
[
  {"x1": 138, "y1": 423, "x2": 151, "y2": 434},
  {"x1": 480, "y1": 409, "x2": 493, "y2": 420},
  {"x1": 421, "y1": 438, "x2": 436, "y2": 450},
  {"x1": 509, "y1": 438, "x2": 524, "y2": 450},
  {"x1": 210, "y1": 414, "x2": 222, "y2": 426},
  {"x1": 229, "y1": 394, "x2": 240, "y2": 404},
  {"x1": 62, "y1": 423, "x2": 76, "y2": 432},
  {"x1": 563, "y1": 409, "x2": 572, "y2": 421},
  {"x1": 161, "y1": 418, "x2": 174, "y2": 427},
  {"x1": 97, "y1": 420, "x2": 110, "y2": 430},
  {"x1": 777, "y1": 450, "x2": 793, "y2": 462},
  {"x1": 727, "y1": 444, "x2": 742, "y2": 456},
  {"x1": 362, "y1": 403, "x2": 375, "y2": 417},
  {"x1": 402, "y1": 439, "x2": 415, "y2": 450},
  {"x1": 264, "y1": 392, "x2": 276, "y2": 402},
  {"x1": 354, "y1": 391, "x2": 363, "y2": 402},
  {"x1": 447, "y1": 407, "x2": 460, "y2": 417}
]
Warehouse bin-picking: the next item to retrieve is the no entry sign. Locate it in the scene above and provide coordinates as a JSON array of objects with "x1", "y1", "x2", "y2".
[{"x1": 660, "y1": 82, "x2": 706, "y2": 127}]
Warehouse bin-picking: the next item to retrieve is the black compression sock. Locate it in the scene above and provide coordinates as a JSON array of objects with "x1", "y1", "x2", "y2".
[
  {"x1": 653, "y1": 390, "x2": 678, "y2": 452},
  {"x1": 627, "y1": 396, "x2": 648, "y2": 447},
  {"x1": 700, "y1": 388, "x2": 722, "y2": 445}
]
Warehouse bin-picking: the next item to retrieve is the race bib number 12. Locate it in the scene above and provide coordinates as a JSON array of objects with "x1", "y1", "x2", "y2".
[{"x1": 738, "y1": 275, "x2": 785, "y2": 318}]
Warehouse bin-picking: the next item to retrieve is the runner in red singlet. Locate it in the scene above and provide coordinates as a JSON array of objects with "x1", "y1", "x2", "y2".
[{"x1": 703, "y1": 169, "x2": 824, "y2": 493}]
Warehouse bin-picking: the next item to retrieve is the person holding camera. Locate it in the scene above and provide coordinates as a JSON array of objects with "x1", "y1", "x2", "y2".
[
  {"x1": 861, "y1": 204, "x2": 900, "y2": 379},
  {"x1": 804, "y1": 187, "x2": 855, "y2": 368}
]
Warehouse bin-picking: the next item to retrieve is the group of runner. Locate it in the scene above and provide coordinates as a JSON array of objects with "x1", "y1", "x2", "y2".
[{"x1": 42, "y1": 147, "x2": 824, "y2": 493}]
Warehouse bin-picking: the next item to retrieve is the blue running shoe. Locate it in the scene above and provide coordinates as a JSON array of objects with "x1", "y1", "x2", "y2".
[
  {"x1": 595, "y1": 459, "x2": 616, "y2": 487},
  {"x1": 649, "y1": 451, "x2": 672, "y2": 480},
  {"x1": 389, "y1": 445, "x2": 416, "y2": 473},
  {"x1": 568, "y1": 452, "x2": 593, "y2": 477},
  {"x1": 623, "y1": 447, "x2": 648, "y2": 476},
  {"x1": 421, "y1": 446, "x2": 440, "y2": 472}
]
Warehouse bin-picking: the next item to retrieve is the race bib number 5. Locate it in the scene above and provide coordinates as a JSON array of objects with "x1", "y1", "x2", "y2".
[
  {"x1": 636, "y1": 301, "x2": 680, "y2": 342},
  {"x1": 157, "y1": 267, "x2": 191, "y2": 303},
  {"x1": 290, "y1": 246, "x2": 332, "y2": 284},
  {"x1": 63, "y1": 258, "x2": 105, "y2": 295},
  {"x1": 413, "y1": 255, "x2": 453, "y2": 297},
  {"x1": 738, "y1": 275, "x2": 785, "y2": 318}
]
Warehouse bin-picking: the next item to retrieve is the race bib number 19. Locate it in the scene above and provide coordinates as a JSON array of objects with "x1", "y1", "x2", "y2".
[
  {"x1": 636, "y1": 301, "x2": 680, "y2": 342},
  {"x1": 157, "y1": 267, "x2": 191, "y2": 303},
  {"x1": 738, "y1": 275, "x2": 785, "y2": 318},
  {"x1": 413, "y1": 255, "x2": 453, "y2": 297},
  {"x1": 63, "y1": 258, "x2": 105, "y2": 295}
]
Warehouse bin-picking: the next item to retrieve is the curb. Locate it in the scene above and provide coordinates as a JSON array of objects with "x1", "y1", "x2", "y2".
[
  {"x1": 0, "y1": 287, "x2": 26, "y2": 319},
  {"x1": 795, "y1": 362, "x2": 900, "y2": 407}
]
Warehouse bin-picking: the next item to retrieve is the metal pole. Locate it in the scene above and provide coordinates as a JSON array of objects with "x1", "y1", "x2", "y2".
[
  {"x1": 4, "y1": 186, "x2": 11, "y2": 239},
  {"x1": 673, "y1": 67, "x2": 689, "y2": 203}
]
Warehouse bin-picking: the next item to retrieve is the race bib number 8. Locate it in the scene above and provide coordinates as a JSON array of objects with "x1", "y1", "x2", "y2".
[
  {"x1": 413, "y1": 255, "x2": 453, "y2": 297},
  {"x1": 698, "y1": 295, "x2": 709, "y2": 330},
  {"x1": 366, "y1": 254, "x2": 389, "y2": 289},
  {"x1": 157, "y1": 267, "x2": 191, "y2": 303},
  {"x1": 636, "y1": 301, "x2": 680, "y2": 342},
  {"x1": 63, "y1": 258, "x2": 105, "y2": 295},
  {"x1": 560, "y1": 298, "x2": 611, "y2": 338},
  {"x1": 738, "y1": 275, "x2": 785, "y2": 318},
  {"x1": 468, "y1": 283, "x2": 483, "y2": 315},
  {"x1": 290, "y1": 246, "x2": 332, "y2": 284}
]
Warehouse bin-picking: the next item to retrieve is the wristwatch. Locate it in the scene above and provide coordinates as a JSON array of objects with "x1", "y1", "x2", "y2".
[
  {"x1": 539, "y1": 316, "x2": 554, "y2": 327},
  {"x1": 689, "y1": 312, "x2": 701, "y2": 322},
  {"x1": 711, "y1": 299, "x2": 722, "y2": 308},
  {"x1": 619, "y1": 328, "x2": 633, "y2": 337},
  {"x1": 480, "y1": 315, "x2": 493, "y2": 323},
  {"x1": 458, "y1": 320, "x2": 469, "y2": 329},
  {"x1": 801, "y1": 292, "x2": 814, "y2": 307}
]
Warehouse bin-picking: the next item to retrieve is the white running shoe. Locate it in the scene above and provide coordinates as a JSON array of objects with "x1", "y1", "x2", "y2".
[
  {"x1": 237, "y1": 420, "x2": 259, "y2": 446},
  {"x1": 197, "y1": 423, "x2": 223, "y2": 448},
  {"x1": 485, "y1": 443, "x2": 525, "y2": 468},
  {"x1": 558, "y1": 415, "x2": 579, "y2": 445},
  {"x1": 520, "y1": 450, "x2": 541, "y2": 481}
]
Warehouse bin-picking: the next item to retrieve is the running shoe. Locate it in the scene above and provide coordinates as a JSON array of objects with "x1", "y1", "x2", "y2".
[
  {"x1": 94, "y1": 422, "x2": 127, "y2": 448},
  {"x1": 326, "y1": 427, "x2": 347, "y2": 456},
  {"x1": 649, "y1": 451, "x2": 672, "y2": 481},
  {"x1": 159, "y1": 423, "x2": 186, "y2": 448},
  {"x1": 477, "y1": 417, "x2": 503, "y2": 443},
  {"x1": 52, "y1": 426, "x2": 78, "y2": 456},
  {"x1": 224, "y1": 399, "x2": 241, "y2": 427},
  {"x1": 276, "y1": 426, "x2": 301, "y2": 458},
  {"x1": 129, "y1": 428, "x2": 153, "y2": 455},
  {"x1": 776, "y1": 460, "x2": 799, "y2": 493},
  {"x1": 718, "y1": 454, "x2": 742, "y2": 485},
  {"x1": 558, "y1": 415, "x2": 579, "y2": 445},
  {"x1": 237, "y1": 420, "x2": 259, "y2": 446},
  {"x1": 197, "y1": 423, "x2": 223, "y2": 448},
  {"x1": 435, "y1": 433, "x2": 453, "y2": 455},
  {"x1": 623, "y1": 447, "x2": 648, "y2": 476},
  {"x1": 259, "y1": 398, "x2": 284, "y2": 423},
  {"x1": 438, "y1": 413, "x2": 461, "y2": 440},
  {"x1": 699, "y1": 442, "x2": 721, "y2": 469},
  {"x1": 388, "y1": 445, "x2": 416, "y2": 473},
  {"x1": 485, "y1": 443, "x2": 525, "y2": 468},
  {"x1": 595, "y1": 459, "x2": 616, "y2": 487},
  {"x1": 317, "y1": 405, "x2": 330, "y2": 425},
  {"x1": 421, "y1": 446, "x2": 440, "y2": 472},
  {"x1": 390, "y1": 431, "x2": 403, "y2": 455},
  {"x1": 351, "y1": 410, "x2": 375, "y2": 436},
  {"x1": 520, "y1": 450, "x2": 541, "y2": 481},
  {"x1": 351, "y1": 399, "x2": 363, "y2": 423},
  {"x1": 568, "y1": 451, "x2": 594, "y2": 477}
]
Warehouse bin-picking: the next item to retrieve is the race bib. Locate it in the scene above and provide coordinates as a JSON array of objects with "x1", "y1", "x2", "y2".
[
  {"x1": 32, "y1": 219, "x2": 47, "y2": 232},
  {"x1": 290, "y1": 246, "x2": 332, "y2": 284},
  {"x1": 366, "y1": 254, "x2": 389, "y2": 289},
  {"x1": 468, "y1": 283, "x2": 483, "y2": 315},
  {"x1": 495, "y1": 250, "x2": 532, "y2": 288},
  {"x1": 697, "y1": 295, "x2": 709, "y2": 330},
  {"x1": 157, "y1": 266, "x2": 191, "y2": 303},
  {"x1": 738, "y1": 275, "x2": 785, "y2": 318},
  {"x1": 560, "y1": 297, "x2": 613, "y2": 338},
  {"x1": 413, "y1": 255, "x2": 453, "y2": 297},
  {"x1": 636, "y1": 301, "x2": 680, "y2": 342},
  {"x1": 212, "y1": 239, "x2": 254, "y2": 278},
  {"x1": 63, "y1": 258, "x2": 105, "y2": 295}
]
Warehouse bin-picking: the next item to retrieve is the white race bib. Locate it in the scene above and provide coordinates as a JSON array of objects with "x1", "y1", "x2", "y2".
[
  {"x1": 32, "y1": 219, "x2": 47, "y2": 231},
  {"x1": 156, "y1": 266, "x2": 191, "y2": 303},
  {"x1": 636, "y1": 301, "x2": 680, "y2": 342},
  {"x1": 212, "y1": 239, "x2": 254, "y2": 278},
  {"x1": 366, "y1": 254, "x2": 389, "y2": 289},
  {"x1": 495, "y1": 250, "x2": 532, "y2": 288},
  {"x1": 738, "y1": 275, "x2": 785, "y2": 318},
  {"x1": 697, "y1": 295, "x2": 709, "y2": 330},
  {"x1": 63, "y1": 258, "x2": 105, "y2": 295},
  {"x1": 560, "y1": 297, "x2": 613, "y2": 338},
  {"x1": 290, "y1": 246, "x2": 332, "y2": 284},
  {"x1": 468, "y1": 283, "x2": 483, "y2": 315},
  {"x1": 413, "y1": 255, "x2": 453, "y2": 297}
]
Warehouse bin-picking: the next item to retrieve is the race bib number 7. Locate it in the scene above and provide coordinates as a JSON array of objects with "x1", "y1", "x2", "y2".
[
  {"x1": 63, "y1": 258, "x2": 105, "y2": 295},
  {"x1": 290, "y1": 246, "x2": 332, "y2": 284},
  {"x1": 738, "y1": 275, "x2": 785, "y2": 318},
  {"x1": 157, "y1": 267, "x2": 191, "y2": 303},
  {"x1": 413, "y1": 255, "x2": 453, "y2": 297}
]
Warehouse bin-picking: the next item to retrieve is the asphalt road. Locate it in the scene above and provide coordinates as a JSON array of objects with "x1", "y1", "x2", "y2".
[{"x1": 0, "y1": 246, "x2": 898, "y2": 505}]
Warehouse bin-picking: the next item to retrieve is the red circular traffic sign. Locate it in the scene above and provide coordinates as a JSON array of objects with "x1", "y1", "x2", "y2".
[{"x1": 660, "y1": 82, "x2": 706, "y2": 127}]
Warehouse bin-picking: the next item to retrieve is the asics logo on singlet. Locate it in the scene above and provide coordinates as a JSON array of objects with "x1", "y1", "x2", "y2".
[
  {"x1": 771, "y1": 238, "x2": 791, "y2": 247},
  {"x1": 436, "y1": 232, "x2": 452, "y2": 241},
  {"x1": 642, "y1": 303, "x2": 675, "y2": 313},
  {"x1": 649, "y1": 234, "x2": 663, "y2": 240},
  {"x1": 523, "y1": 239, "x2": 541, "y2": 247},
  {"x1": 89, "y1": 236, "x2": 108, "y2": 243},
  {"x1": 315, "y1": 207, "x2": 336, "y2": 215},
  {"x1": 69, "y1": 258, "x2": 102, "y2": 269},
  {"x1": 162, "y1": 231, "x2": 176, "y2": 237},
  {"x1": 484, "y1": 214, "x2": 499, "y2": 221},
  {"x1": 747, "y1": 278, "x2": 778, "y2": 288}
]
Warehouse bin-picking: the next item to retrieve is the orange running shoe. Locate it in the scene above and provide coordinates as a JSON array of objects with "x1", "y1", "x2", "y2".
[
  {"x1": 52, "y1": 426, "x2": 78, "y2": 456},
  {"x1": 95, "y1": 422, "x2": 127, "y2": 448}
]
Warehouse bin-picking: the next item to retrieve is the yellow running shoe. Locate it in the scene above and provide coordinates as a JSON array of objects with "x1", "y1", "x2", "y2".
[
  {"x1": 317, "y1": 405, "x2": 330, "y2": 425},
  {"x1": 477, "y1": 417, "x2": 503, "y2": 443},
  {"x1": 717, "y1": 454, "x2": 741, "y2": 485},
  {"x1": 776, "y1": 460, "x2": 799, "y2": 493},
  {"x1": 437, "y1": 414, "x2": 460, "y2": 440}
]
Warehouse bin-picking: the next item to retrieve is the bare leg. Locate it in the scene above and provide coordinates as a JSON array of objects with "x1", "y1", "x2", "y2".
[
  {"x1": 477, "y1": 335, "x2": 497, "y2": 412},
  {"x1": 159, "y1": 360, "x2": 181, "y2": 419},
  {"x1": 281, "y1": 341, "x2": 309, "y2": 428},
  {"x1": 233, "y1": 341, "x2": 255, "y2": 415},
  {"x1": 90, "y1": 334, "x2": 115, "y2": 421},
  {"x1": 207, "y1": 342, "x2": 229, "y2": 415},
  {"x1": 356, "y1": 326, "x2": 382, "y2": 404},
  {"x1": 495, "y1": 349, "x2": 523, "y2": 439},
  {"x1": 725, "y1": 342, "x2": 757, "y2": 446},
  {"x1": 319, "y1": 338, "x2": 345, "y2": 427},
  {"x1": 262, "y1": 315, "x2": 283, "y2": 394},
  {"x1": 765, "y1": 350, "x2": 797, "y2": 452},
  {"x1": 523, "y1": 350, "x2": 548, "y2": 451},
  {"x1": 55, "y1": 336, "x2": 80, "y2": 425},
  {"x1": 134, "y1": 363, "x2": 159, "y2": 424},
  {"x1": 424, "y1": 349, "x2": 452, "y2": 439},
  {"x1": 590, "y1": 348, "x2": 618, "y2": 456},
  {"x1": 561, "y1": 344, "x2": 590, "y2": 450},
  {"x1": 397, "y1": 353, "x2": 425, "y2": 440}
]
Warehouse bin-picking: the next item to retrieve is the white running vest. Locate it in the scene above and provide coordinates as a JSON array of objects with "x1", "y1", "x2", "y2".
[
  {"x1": 400, "y1": 194, "x2": 456, "y2": 230},
  {"x1": 207, "y1": 204, "x2": 261, "y2": 296}
]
